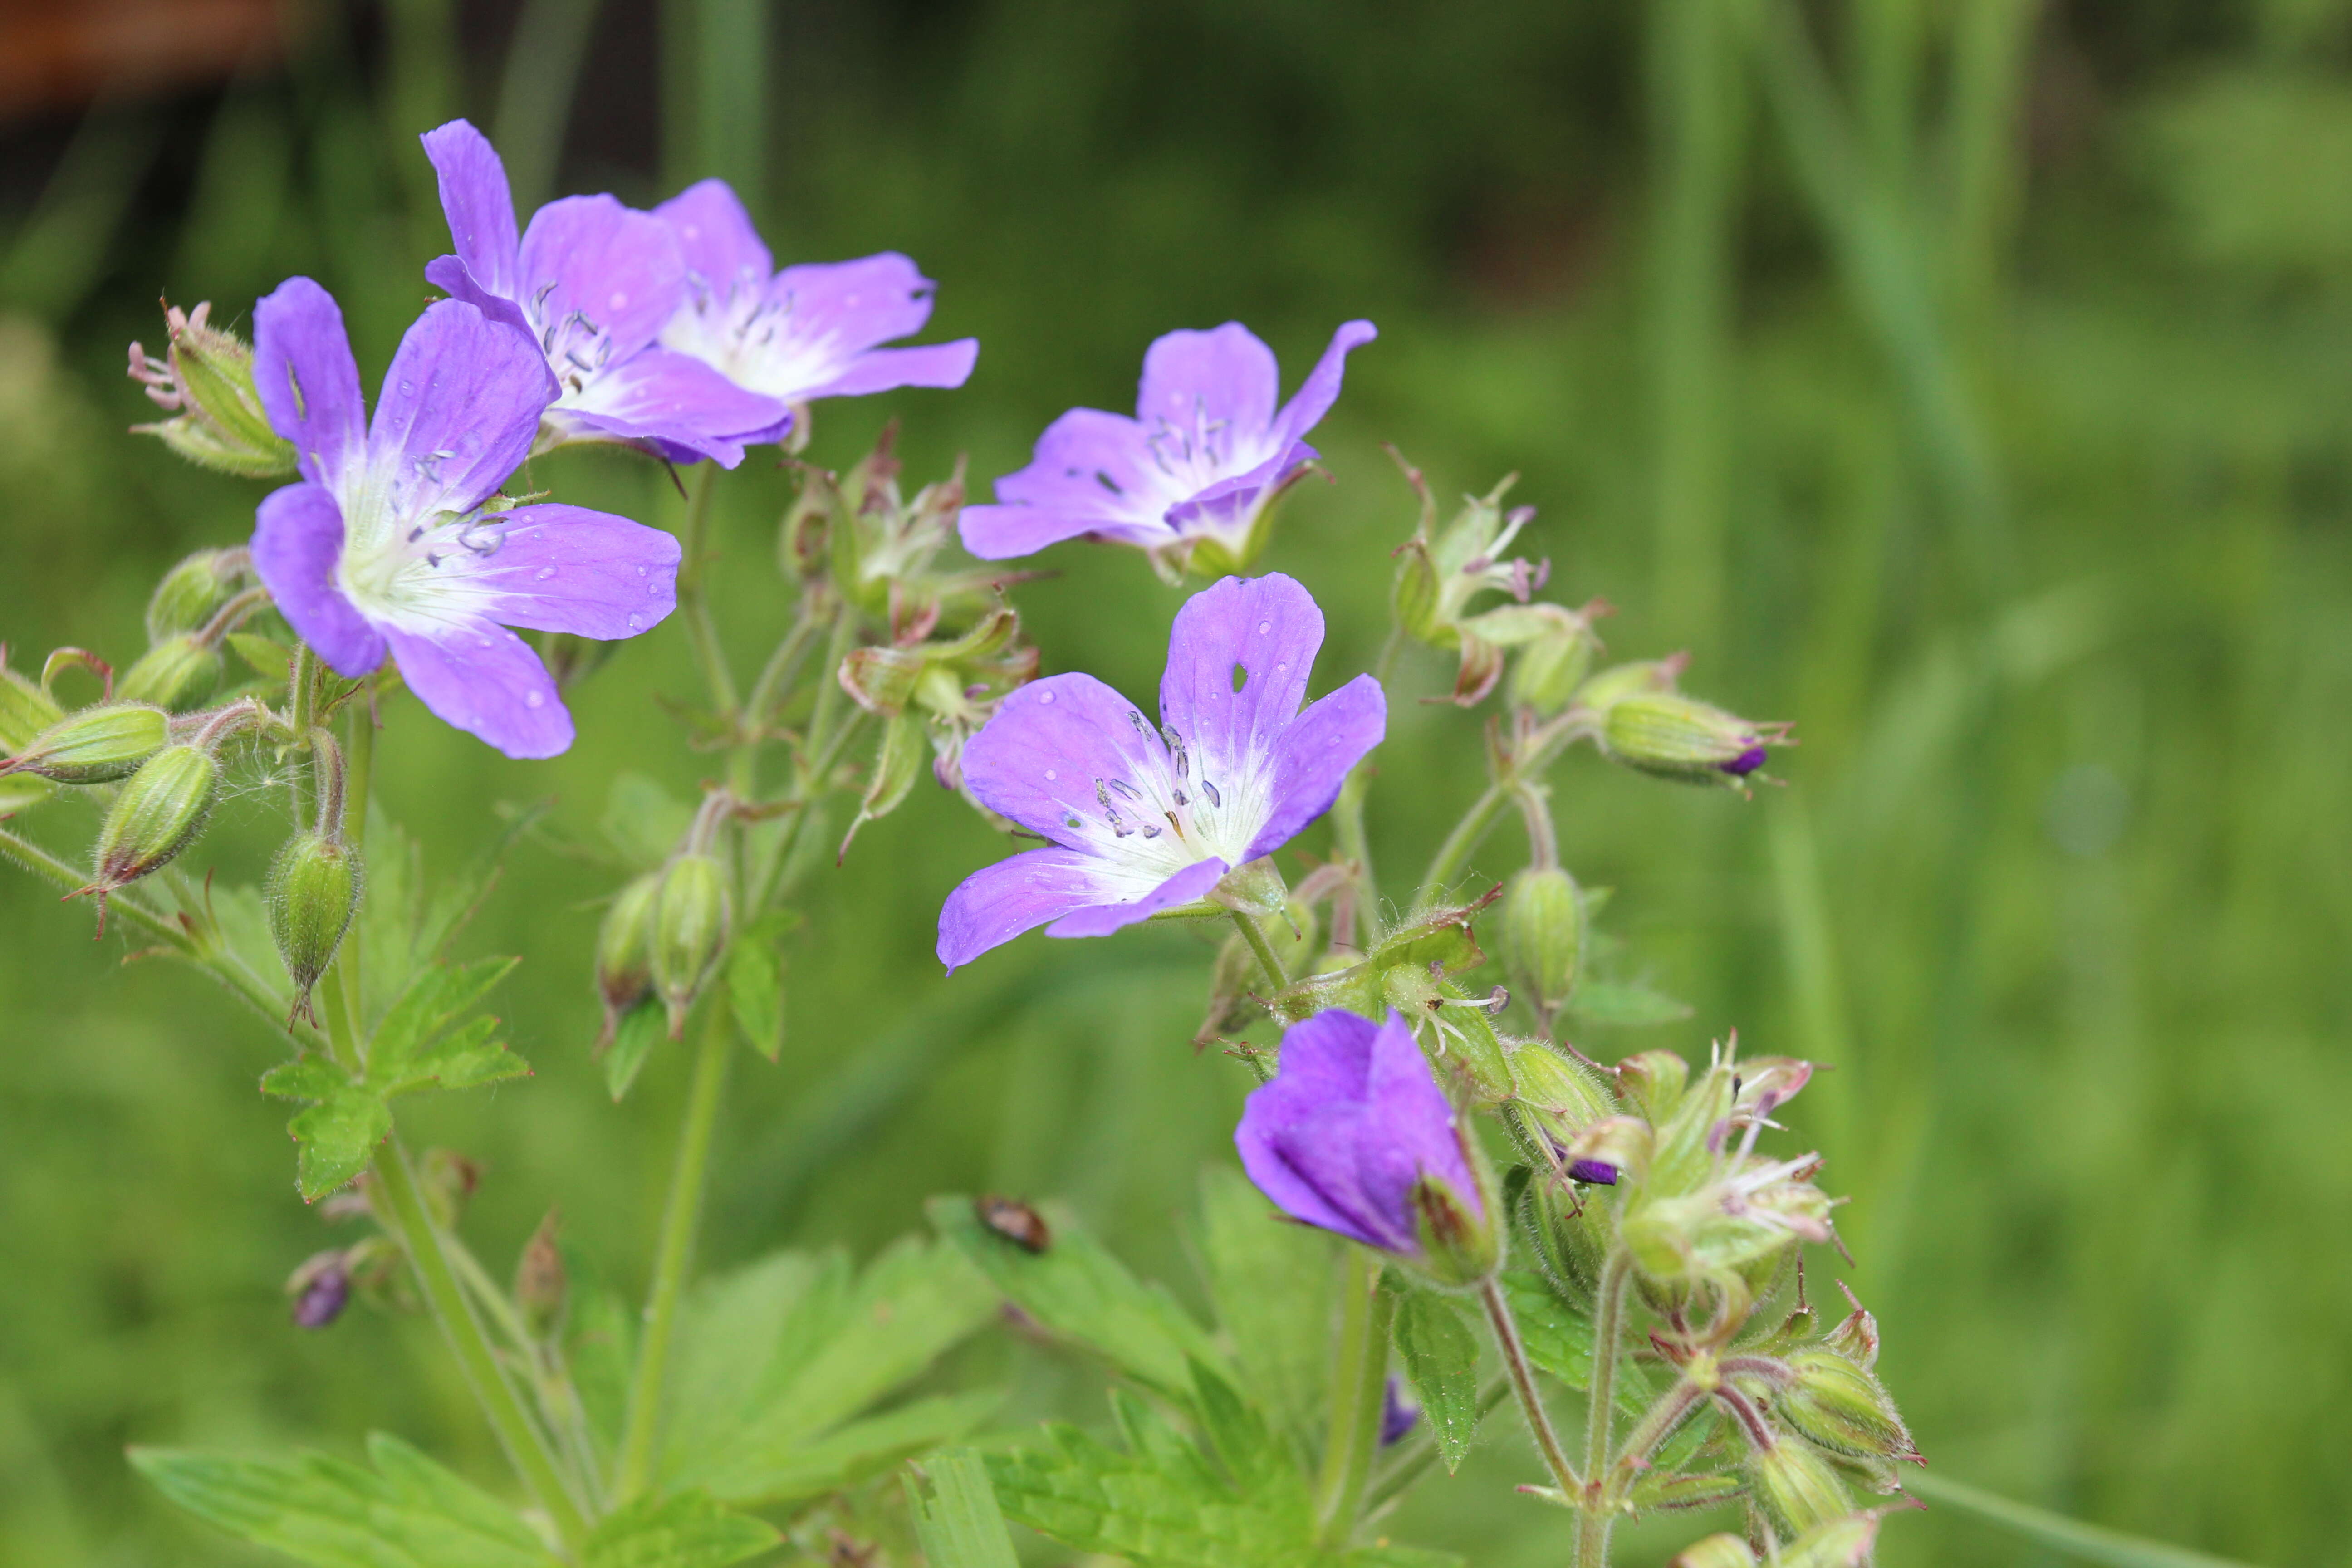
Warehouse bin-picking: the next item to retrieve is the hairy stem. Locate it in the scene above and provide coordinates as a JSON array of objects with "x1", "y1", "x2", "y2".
[
  {"x1": 1478, "y1": 1274, "x2": 1583, "y2": 1498},
  {"x1": 616, "y1": 996, "x2": 735, "y2": 1500},
  {"x1": 1422, "y1": 783, "x2": 1509, "y2": 895},
  {"x1": 1230, "y1": 907, "x2": 1290, "y2": 992},
  {"x1": 1577, "y1": 1250, "x2": 1634, "y2": 1568},
  {"x1": 1313, "y1": 1250, "x2": 1395, "y2": 1550},
  {"x1": 676, "y1": 465, "x2": 738, "y2": 719},
  {"x1": 1606, "y1": 1377, "x2": 1707, "y2": 1503}
]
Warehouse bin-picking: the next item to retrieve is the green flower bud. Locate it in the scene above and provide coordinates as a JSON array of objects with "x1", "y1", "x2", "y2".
[
  {"x1": 1669, "y1": 1533, "x2": 1758, "y2": 1568},
  {"x1": 269, "y1": 832, "x2": 363, "y2": 1025},
  {"x1": 1, "y1": 703, "x2": 170, "y2": 784},
  {"x1": 1392, "y1": 541, "x2": 1445, "y2": 644},
  {"x1": 1406, "y1": 1165, "x2": 1502, "y2": 1289},
  {"x1": 81, "y1": 743, "x2": 216, "y2": 903},
  {"x1": 127, "y1": 304, "x2": 297, "y2": 479},
  {"x1": 1499, "y1": 867, "x2": 1582, "y2": 1022},
  {"x1": 1775, "y1": 1511, "x2": 1888, "y2": 1568},
  {"x1": 594, "y1": 872, "x2": 662, "y2": 1048},
  {"x1": 1506, "y1": 1039, "x2": 1611, "y2": 1147},
  {"x1": 1749, "y1": 1438, "x2": 1854, "y2": 1542},
  {"x1": 838, "y1": 709, "x2": 928, "y2": 862},
  {"x1": 1513, "y1": 1163, "x2": 1608, "y2": 1303},
  {"x1": 514, "y1": 1210, "x2": 567, "y2": 1339},
  {"x1": 1775, "y1": 1349, "x2": 1915, "y2": 1461},
  {"x1": 1617, "y1": 1049, "x2": 1690, "y2": 1124},
  {"x1": 144, "y1": 547, "x2": 250, "y2": 642},
  {"x1": 1599, "y1": 691, "x2": 1780, "y2": 788},
  {"x1": 117, "y1": 637, "x2": 223, "y2": 711},
  {"x1": 0, "y1": 658, "x2": 64, "y2": 752},
  {"x1": 1507, "y1": 612, "x2": 1598, "y2": 714},
  {"x1": 652, "y1": 853, "x2": 731, "y2": 1039},
  {"x1": 1571, "y1": 656, "x2": 1682, "y2": 713}
]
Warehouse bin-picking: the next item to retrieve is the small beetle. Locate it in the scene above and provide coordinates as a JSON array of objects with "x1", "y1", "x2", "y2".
[{"x1": 973, "y1": 1194, "x2": 1051, "y2": 1254}]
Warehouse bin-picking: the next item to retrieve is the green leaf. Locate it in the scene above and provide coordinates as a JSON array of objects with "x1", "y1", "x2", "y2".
[
  {"x1": 132, "y1": 1433, "x2": 559, "y2": 1568},
  {"x1": 561, "y1": 1248, "x2": 638, "y2": 1453},
  {"x1": 1196, "y1": 1168, "x2": 1338, "y2": 1467},
  {"x1": 227, "y1": 631, "x2": 291, "y2": 682},
  {"x1": 1904, "y1": 1472, "x2": 2266, "y2": 1568},
  {"x1": 581, "y1": 1490, "x2": 778, "y2": 1568},
  {"x1": 603, "y1": 996, "x2": 666, "y2": 1101},
  {"x1": 929, "y1": 1193, "x2": 1232, "y2": 1401},
  {"x1": 1387, "y1": 1281, "x2": 1481, "y2": 1473},
  {"x1": 725, "y1": 936, "x2": 783, "y2": 1062},
  {"x1": 358, "y1": 806, "x2": 535, "y2": 1027},
  {"x1": 911, "y1": 1448, "x2": 1022, "y2": 1568},
  {"x1": 368, "y1": 956, "x2": 524, "y2": 1091},
  {"x1": 1497, "y1": 1272, "x2": 1652, "y2": 1416},
  {"x1": 259, "y1": 1059, "x2": 389, "y2": 1201},
  {"x1": 1564, "y1": 979, "x2": 1693, "y2": 1027},
  {"x1": 707, "y1": 1391, "x2": 1002, "y2": 1504},
  {"x1": 602, "y1": 772, "x2": 695, "y2": 870}
]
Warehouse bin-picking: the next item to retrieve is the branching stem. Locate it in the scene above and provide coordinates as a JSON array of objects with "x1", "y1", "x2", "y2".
[
  {"x1": 1230, "y1": 907, "x2": 1290, "y2": 992},
  {"x1": 1478, "y1": 1274, "x2": 1583, "y2": 1496}
]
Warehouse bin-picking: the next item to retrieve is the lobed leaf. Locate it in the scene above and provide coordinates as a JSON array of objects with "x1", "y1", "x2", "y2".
[
  {"x1": 1387, "y1": 1280, "x2": 1482, "y2": 1473},
  {"x1": 1196, "y1": 1167, "x2": 1338, "y2": 1468},
  {"x1": 911, "y1": 1448, "x2": 1022, "y2": 1568},
  {"x1": 581, "y1": 1490, "x2": 778, "y2": 1568}
]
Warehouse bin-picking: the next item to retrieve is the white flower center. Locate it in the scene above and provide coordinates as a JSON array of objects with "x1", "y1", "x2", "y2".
[
  {"x1": 658, "y1": 273, "x2": 844, "y2": 401},
  {"x1": 1047, "y1": 705, "x2": 1272, "y2": 897}
]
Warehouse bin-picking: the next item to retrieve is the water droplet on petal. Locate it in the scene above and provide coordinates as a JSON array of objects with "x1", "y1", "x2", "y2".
[
  {"x1": 399, "y1": 380, "x2": 414, "y2": 397},
  {"x1": 1045, "y1": 769, "x2": 1057, "y2": 780},
  {"x1": 1038, "y1": 690, "x2": 1055, "y2": 704},
  {"x1": 525, "y1": 689, "x2": 544, "y2": 708},
  {"x1": 635, "y1": 564, "x2": 647, "y2": 575},
  {"x1": 627, "y1": 612, "x2": 643, "y2": 630},
  {"x1": 535, "y1": 566, "x2": 557, "y2": 580},
  {"x1": 1257, "y1": 620, "x2": 1270, "y2": 634}
]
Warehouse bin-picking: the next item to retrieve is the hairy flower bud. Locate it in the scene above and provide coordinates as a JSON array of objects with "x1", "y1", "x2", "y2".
[
  {"x1": 1775, "y1": 1348, "x2": 1916, "y2": 1461},
  {"x1": 269, "y1": 832, "x2": 363, "y2": 1025},
  {"x1": 144, "y1": 548, "x2": 251, "y2": 643},
  {"x1": 1670, "y1": 1534, "x2": 1758, "y2": 1568},
  {"x1": 117, "y1": 636, "x2": 224, "y2": 711},
  {"x1": 127, "y1": 303, "x2": 298, "y2": 478},
  {"x1": 286, "y1": 1250, "x2": 352, "y2": 1330},
  {"x1": 1571, "y1": 656, "x2": 1683, "y2": 713},
  {"x1": 652, "y1": 853, "x2": 731, "y2": 1039},
  {"x1": 1, "y1": 703, "x2": 170, "y2": 784},
  {"x1": 594, "y1": 872, "x2": 661, "y2": 1047},
  {"x1": 1407, "y1": 1163, "x2": 1503, "y2": 1289},
  {"x1": 1506, "y1": 1039, "x2": 1611, "y2": 1147},
  {"x1": 1599, "y1": 691, "x2": 1783, "y2": 788},
  {"x1": 1507, "y1": 610, "x2": 1600, "y2": 714},
  {"x1": 1499, "y1": 867, "x2": 1582, "y2": 1022},
  {"x1": 1750, "y1": 1438, "x2": 1854, "y2": 1541},
  {"x1": 514, "y1": 1210, "x2": 567, "y2": 1338},
  {"x1": 1514, "y1": 1164, "x2": 1608, "y2": 1303},
  {"x1": 80, "y1": 743, "x2": 216, "y2": 906},
  {"x1": 1775, "y1": 1511, "x2": 1889, "y2": 1568}
]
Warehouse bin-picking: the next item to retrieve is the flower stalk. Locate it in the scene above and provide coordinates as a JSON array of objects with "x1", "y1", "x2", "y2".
[{"x1": 1312, "y1": 1250, "x2": 1396, "y2": 1550}]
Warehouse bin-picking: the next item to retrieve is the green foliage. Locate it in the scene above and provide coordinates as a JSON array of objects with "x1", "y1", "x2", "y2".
[
  {"x1": 1384, "y1": 1280, "x2": 1480, "y2": 1474},
  {"x1": 1196, "y1": 1167, "x2": 1339, "y2": 1465},
  {"x1": 578, "y1": 1492, "x2": 778, "y2": 1568},
  {"x1": 909, "y1": 1449, "x2": 1022, "y2": 1568}
]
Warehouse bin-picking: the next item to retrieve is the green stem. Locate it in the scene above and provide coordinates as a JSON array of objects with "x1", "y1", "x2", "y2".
[
  {"x1": 375, "y1": 1138, "x2": 592, "y2": 1552},
  {"x1": 1422, "y1": 784, "x2": 1509, "y2": 896},
  {"x1": 288, "y1": 644, "x2": 319, "y2": 826},
  {"x1": 1477, "y1": 1275, "x2": 1582, "y2": 1497},
  {"x1": 1577, "y1": 1251, "x2": 1633, "y2": 1568},
  {"x1": 1230, "y1": 908, "x2": 1289, "y2": 992},
  {"x1": 676, "y1": 466, "x2": 738, "y2": 719},
  {"x1": 1312, "y1": 1250, "x2": 1395, "y2": 1550},
  {"x1": 616, "y1": 996, "x2": 735, "y2": 1500},
  {"x1": 1605, "y1": 1378, "x2": 1706, "y2": 1503}
]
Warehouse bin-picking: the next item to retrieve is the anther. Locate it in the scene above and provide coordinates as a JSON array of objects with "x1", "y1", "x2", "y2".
[{"x1": 1200, "y1": 778, "x2": 1221, "y2": 808}]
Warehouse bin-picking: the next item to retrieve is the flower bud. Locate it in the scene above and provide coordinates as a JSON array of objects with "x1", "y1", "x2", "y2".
[
  {"x1": 1, "y1": 703, "x2": 170, "y2": 784},
  {"x1": 0, "y1": 658, "x2": 64, "y2": 752},
  {"x1": 1406, "y1": 1163, "x2": 1502, "y2": 1289},
  {"x1": 514, "y1": 1210, "x2": 567, "y2": 1339},
  {"x1": 1571, "y1": 656, "x2": 1682, "y2": 713},
  {"x1": 1775, "y1": 1511, "x2": 1888, "y2": 1568},
  {"x1": 838, "y1": 710, "x2": 927, "y2": 862},
  {"x1": 1499, "y1": 867, "x2": 1582, "y2": 1022},
  {"x1": 1774, "y1": 1349, "x2": 1915, "y2": 1461},
  {"x1": 1508, "y1": 613, "x2": 1599, "y2": 714},
  {"x1": 144, "y1": 548, "x2": 250, "y2": 643},
  {"x1": 1670, "y1": 1534, "x2": 1757, "y2": 1568},
  {"x1": 594, "y1": 872, "x2": 662, "y2": 1048},
  {"x1": 1599, "y1": 691, "x2": 1781, "y2": 788},
  {"x1": 1617, "y1": 1049, "x2": 1690, "y2": 1124},
  {"x1": 1824, "y1": 1288, "x2": 1881, "y2": 1370},
  {"x1": 117, "y1": 636, "x2": 223, "y2": 711},
  {"x1": 652, "y1": 853, "x2": 731, "y2": 1038},
  {"x1": 127, "y1": 303, "x2": 297, "y2": 479},
  {"x1": 81, "y1": 743, "x2": 216, "y2": 902},
  {"x1": 286, "y1": 1250, "x2": 352, "y2": 1330},
  {"x1": 1514, "y1": 1165, "x2": 1607, "y2": 1302},
  {"x1": 1749, "y1": 1438, "x2": 1854, "y2": 1541},
  {"x1": 269, "y1": 832, "x2": 363, "y2": 1025},
  {"x1": 1506, "y1": 1039, "x2": 1611, "y2": 1147}
]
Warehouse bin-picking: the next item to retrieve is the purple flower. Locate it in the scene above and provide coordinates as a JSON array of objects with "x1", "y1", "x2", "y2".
[
  {"x1": 247, "y1": 277, "x2": 679, "y2": 759},
  {"x1": 651, "y1": 179, "x2": 978, "y2": 443},
  {"x1": 936, "y1": 573, "x2": 1383, "y2": 970},
  {"x1": 1380, "y1": 1377, "x2": 1421, "y2": 1447},
  {"x1": 419, "y1": 119, "x2": 789, "y2": 468},
  {"x1": 1235, "y1": 1009, "x2": 1491, "y2": 1277},
  {"x1": 959, "y1": 320, "x2": 1377, "y2": 568}
]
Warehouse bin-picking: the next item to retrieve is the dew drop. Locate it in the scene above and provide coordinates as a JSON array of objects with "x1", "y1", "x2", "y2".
[
  {"x1": 635, "y1": 564, "x2": 647, "y2": 575},
  {"x1": 399, "y1": 380, "x2": 414, "y2": 397},
  {"x1": 1275, "y1": 661, "x2": 1288, "y2": 673},
  {"x1": 1038, "y1": 690, "x2": 1055, "y2": 704},
  {"x1": 627, "y1": 612, "x2": 643, "y2": 630},
  {"x1": 1257, "y1": 620, "x2": 1270, "y2": 634},
  {"x1": 1044, "y1": 769, "x2": 1058, "y2": 780},
  {"x1": 525, "y1": 689, "x2": 545, "y2": 708},
  {"x1": 535, "y1": 566, "x2": 557, "y2": 580}
]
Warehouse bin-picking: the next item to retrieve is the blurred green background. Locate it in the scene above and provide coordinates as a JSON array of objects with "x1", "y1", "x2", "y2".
[{"x1": 3, "y1": 0, "x2": 2349, "y2": 1564}]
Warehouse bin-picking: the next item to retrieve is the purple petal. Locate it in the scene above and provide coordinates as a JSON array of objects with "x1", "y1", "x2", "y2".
[
  {"x1": 656, "y1": 177, "x2": 771, "y2": 294},
  {"x1": 517, "y1": 195, "x2": 686, "y2": 360},
  {"x1": 1568, "y1": 1159, "x2": 1619, "y2": 1186},
  {"x1": 425, "y1": 253, "x2": 530, "y2": 333},
  {"x1": 1157, "y1": 574, "x2": 1323, "y2": 779},
  {"x1": 1043, "y1": 856, "x2": 1226, "y2": 938},
  {"x1": 959, "y1": 671, "x2": 1164, "y2": 844},
  {"x1": 791, "y1": 338, "x2": 978, "y2": 402},
  {"x1": 1243, "y1": 672, "x2": 1386, "y2": 862},
  {"x1": 769, "y1": 252, "x2": 941, "y2": 361},
  {"x1": 1270, "y1": 319, "x2": 1377, "y2": 446},
  {"x1": 420, "y1": 120, "x2": 520, "y2": 303},
  {"x1": 1236, "y1": 1009, "x2": 1405, "y2": 1250},
  {"x1": 1137, "y1": 323, "x2": 1281, "y2": 439},
  {"x1": 461, "y1": 504, "x2": 680, "y2": 638},
  {"x1": 383, "y1": 621, "x2": 573, "y2": 759},
  {"x1": 369, "y1": 299, "x2": 556, "y2": 519},
  {"x1": 559, "y1": 345, "x2": 786, "y2": 466},
  {"x1": 250, "y1": 483, "x2": 386, "y2": 678},
  {"x1": 1161, "y1": 438, "x2": 1317, "y2": 534},
  {"x1": 252, "y1": 277, "x2": 366, "y2": 488},
  {"x1": 1359, "y1": 1011, "x2": 1479, "y2": 1226},
  {"x1": 936, "y1": 845, "x2": 1126, "y2": 971},
  {"x1": 960, "y1": 407, "x2": 1166, "y2": 560},
  {"x1": 1380, "y1": 1379, "x2": 1420, "y2": 1446}
]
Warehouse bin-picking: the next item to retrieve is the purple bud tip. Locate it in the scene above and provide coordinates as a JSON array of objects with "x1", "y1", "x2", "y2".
[
  {"x1": 1568, "y1": 1158, "x2": 1619, "y2": 1186},
  {"x1": 1380, "y1": 1377, "x2": 1421, "y2": 1446},
  {"x1": 1721, "y1": 745, "x2": 1769, "y2": 776},
  {"x1": 292, "y1": 1265, "x2": 350, "y2": 1329}
]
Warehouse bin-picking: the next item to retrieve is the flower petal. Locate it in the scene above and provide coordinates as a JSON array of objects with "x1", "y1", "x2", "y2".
[
  {"x1": 1242, "y1": 671, "x2": 1385, "y2": 862},
  {"x1": 936, "y1": 845, "x2": 1125, "y2": 971},
  {"x1": 370, "y1": 299, "x2": 556, "y2": 519},
  {"x1": 382, "y1": 620, "x2": 573, "y2": 759},
  {"x1": 1042, "y1": 856, "x2": 1227, "y2": 938},
  {"x1": 250, "y1": 482, "x2": 385, "y2": 678},
  {"x1": 1271, "y1": 318, "x2": 1377, "y2": 446},
  {"x1": 1359, "y1": 1010, "x2": 1480, "y2": 1225},
  {"x1": 517, "y1": 195, "x2": 686, "y2": 360},
  {"x1": 420, "y1": 120, "x2": 520, "y2": 304},
  {"x1": 1236, "y1": 1009, "x2": 1401, "y2": 1250},
  {"x1": 558, "y1": 345, "x2": 786, "y2": 466},
  {"x1": 1157, "y1": 573, "x2": 1323, "y2": 779},
  {"x1": 791, "y1": 338, "x2": 978, "y2": 402},
  {"x1": 252, "y1": 277, "x2": 366, "y2": 489},
  {"x1": 656, "y1": 177, "x2": 771, "y2": 295},
  {"x1": 770, "y1": 252, "x2": 942, "y2": 359},
  {"x1": 456, "y1": 503, "x2": 680, "y2": 638},
  {"x1": 960, "y1": 407, "x2": 1168, "y2": 559},
  {"x1": 1137, "y1": 322, "x2": 1280, "y2": 440},
  {"x1": 959, "y1": 671, "x2": 1164, "y2": 843}
]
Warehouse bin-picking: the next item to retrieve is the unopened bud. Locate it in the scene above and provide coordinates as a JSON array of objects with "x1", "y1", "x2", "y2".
[
  {"x1": 1, "y1": 703, "x2": 170, "y2": 784},
  {"x1": 594, "y1": 872, "x2": 661, "y2": 1048},
  {"x1": 1404, "y1": 1158, "x2": 1502, "y2": 1290},
  {"x1": 287, "y1": 1250, "x2": 352, "y2": 1329},
  {"x1": 1600, "y1": 691, "x2": 1782, "y2": 787},
  {"x1": 1617, "y1": 1049, "x2": 1690, "y2": 1123},
  {"x1": 1499, "y1": 867, "x2": 1582, "y2": 1021},
  {"x1": 514, "y1": 1210, "x2": 567, "y2": 1338},
  {"x1": 1776, "y1": 1348, "x2": 1915, "y2": 1461},
  {"x1": 0, "y1": 659, "x2": 64, "y2": 751},
  {"x1": 269, "y1": 832, "x2": 363, "y2": 1025},
  {"x1": 1749, "y1": 1436, "x2": 1854, "y2": 1541},
  {"x1": 144, "y1": 548, "x2": 250, "y2": 642},
  {"x1": 1669, "y1": 1534, "x2": 1757, "y2": 1568},
  {"x1": 129, "y1": 304, "x2": 297, "y2": 478},
  {"x1": 80, "y1": 743, "x2": 216, "y2": 905},
  {"x1": 1392, "y1": 543, "x2": 1445, "y2": 645},
  {"x1": 1506, "y1": 612, "x2": 1600, "y2": 714},
  {"x1": 1506, "y1": 1040, "x2": 1611, "y2": 1145},
  {"x1": 1824, "y1": 1286, "x2": 1881, "y2": 1370},
  {"x1": 652, "y1": 853, "x2": 731, "y2": 1038},
  {"x1": 118, "y1": 636, "x2": 224, "y2": 711},
  {"x1": 838, "y1": 710, "x2": 927, "y2": 862},
  {"x1": 1514, "y1": 1165, "x2": 1607, "y2": 1302},
  {"x1": 1775, "y1": 1511, "x2": 1888, "y2": 1568}
]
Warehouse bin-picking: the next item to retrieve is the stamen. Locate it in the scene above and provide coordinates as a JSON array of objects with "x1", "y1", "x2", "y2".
[
  {"x1": 1200, "y1": 778, "x2": 1221, "y2": 808},
  {"x1": 1164, "y1": 811, "x2": 1184, "y2": 840},
  {"x1": 1107, "y1": 778, "x2": 1144, "y2": 802},
  {"x1": 1161, "y1": 725, "x2": 1189, "y2": 775}
]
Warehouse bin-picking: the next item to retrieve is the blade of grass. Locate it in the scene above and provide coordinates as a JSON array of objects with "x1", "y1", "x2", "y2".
[{"x1": 1907, "y1": 1472, "x2": 2271, "y2": 1568}]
